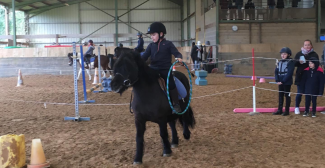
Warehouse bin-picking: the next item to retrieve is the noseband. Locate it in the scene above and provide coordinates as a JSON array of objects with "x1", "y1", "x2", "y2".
[{"x1": 115, "y1": 73, "x2": 138, "y2": 87}]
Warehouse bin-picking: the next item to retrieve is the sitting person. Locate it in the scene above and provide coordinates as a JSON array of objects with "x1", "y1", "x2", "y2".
[
  {"x1": 84, "y1": 40, "x2": 95, "y2": 65},
  {"x1": 134, "y1": 32, "x2": 144, "y2": 53}
]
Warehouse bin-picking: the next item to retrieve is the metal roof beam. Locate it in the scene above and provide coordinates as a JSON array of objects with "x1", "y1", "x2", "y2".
[
  {"x1": 10, "y1": 0, "x2": 46, "y2": 9},
  {"x1": 27, "y1": 0, "x2": 91, "y2": 14}
]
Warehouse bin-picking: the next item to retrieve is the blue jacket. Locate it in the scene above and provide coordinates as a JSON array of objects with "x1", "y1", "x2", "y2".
[
  {"x1": 141, "y1": 39, "x2": 182, "y2": 70},
  {"x1": 275, "y1": 58, "x2": 295, "y2": 85},
  {"x1": 135, "y1": 38, "x2": 144, "y2": 51},
  {"x1": 85, "y1": 45, "x2": 95, "y2": 55},
  {"x1": 301, "y1": 66, "x2": 324, "y2": 96}
]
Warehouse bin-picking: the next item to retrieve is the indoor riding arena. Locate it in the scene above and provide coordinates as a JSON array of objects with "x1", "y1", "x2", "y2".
[{"x1": 1, "y1": 0, "x2": 325, "y2": 168}]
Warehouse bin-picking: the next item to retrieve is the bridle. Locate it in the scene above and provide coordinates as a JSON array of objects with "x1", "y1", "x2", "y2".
[{"x1": 115, "y1": 73, "x2": 138, "y2": 87}]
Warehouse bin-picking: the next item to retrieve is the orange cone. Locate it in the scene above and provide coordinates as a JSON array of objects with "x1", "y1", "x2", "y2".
[
  {"x1": 172, "y1": 66, "x2": 176, "y2": 71},
  {"x1": 27, "y1": 139, "x2": 50, "y2": 168},
  {"x1": 92, "y1": 68, "x2": 99, "y2": 84},
  {"x1": 16, "y1": 69, "x2": 23, "y2": 87}
]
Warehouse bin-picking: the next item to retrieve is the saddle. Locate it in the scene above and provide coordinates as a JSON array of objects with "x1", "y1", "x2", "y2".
[{"x1": 158, "y1": 77, "x2": 187, "y2": 100}]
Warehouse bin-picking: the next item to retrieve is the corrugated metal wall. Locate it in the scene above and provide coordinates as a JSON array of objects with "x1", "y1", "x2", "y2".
[
  {"x1": 182, "y1": 0, "x2": 196, "y2": 46},
  {"x1": 28, "y1": 0, "x2": 182, "y2": 47}
]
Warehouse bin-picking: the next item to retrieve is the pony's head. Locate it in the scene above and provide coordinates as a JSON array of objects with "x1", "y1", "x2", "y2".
[
  {"x1": 114, "y1": 47, "x2": 133, "y2": 58},
  {"x1": 111, "y1": 51, "x2": 140, "y2": 94},
  {"x1": 67, "y1": 53, "x2": 75, "y2": 66}
]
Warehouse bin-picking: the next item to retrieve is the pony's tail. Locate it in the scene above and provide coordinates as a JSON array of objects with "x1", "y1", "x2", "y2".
[{"x1": 179, "y1": 106, "x2": 196, "y2": 129}]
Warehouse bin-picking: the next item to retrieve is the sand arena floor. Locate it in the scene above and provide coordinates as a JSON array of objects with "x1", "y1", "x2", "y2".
[{"x1": 1, "y1": 71, "x2": 325, "y2": 168}]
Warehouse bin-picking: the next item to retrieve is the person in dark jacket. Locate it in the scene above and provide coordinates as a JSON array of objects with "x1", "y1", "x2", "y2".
[
  {"x1": 245, "y1": 0, "x2": 255, "y2": 20},
  {"x1": 294, "y1": 40, "x2": 319, "y2": 114},
  {"x1": 300, "y1": 58, "x2": 324, "y2": 117},
  {"x1": 220, "y1": 0, "x2": 229, "y2": 20},
  {"x1": 235, "y1": 0, "x2": 244, "y2": 20},
  {"x1": 141, "y1": 22, "x2": 183, "y2": 113},
  {"x1": 268, "y1": 0, "x2": 276, "y2": 20},
  {"x1": 273, "y1": 47, "x2": 295, "y2": 116},
  {"x1": 191, "y1": 42, "x2": 199, "y2": 71},
  {"x1": 134, "y1": 32, "x2": 144, "y2": 53},
  {"x1": 276, "y1": 0, "x2": 284, "y2": 20}
]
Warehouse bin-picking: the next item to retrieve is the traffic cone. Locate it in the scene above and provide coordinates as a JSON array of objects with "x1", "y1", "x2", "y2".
[
  {"x1": 259, "y1": 78, "x2": 266, "y2": 83},
  {"x1": 92, "y1": 68, "x2": 99, "y2": 84},
  {"x1": 251, "y1": 76, "x2": 257, "y2": 80},
  {"x1": 16, "y1": 69, "x2": 23, "y2": 87},
  {"x1": 172, "y1": 66, "x2": 176, "y2": 71},
  {"x1": 27, "y1": 139, "x2": 50, "y2": 168}
]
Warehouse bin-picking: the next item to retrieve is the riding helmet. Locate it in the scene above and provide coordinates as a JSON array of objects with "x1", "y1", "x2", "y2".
[
  {"x1": 88, "y1": 39, "x2": 93, "y2": 44},
  {"x1": 137, "y1": 32, "x2": 142, "y2": 36},
  {"x1": 146, "y1": 22, "x2": 167, "y2": 35},
  {"x1": 279, "y1": 47, "x2": 292, "y2": 56}
]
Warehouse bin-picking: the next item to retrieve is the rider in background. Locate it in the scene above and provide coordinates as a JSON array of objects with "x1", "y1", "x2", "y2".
[
  {"x1": 134, "y1": 32, "x2": 144, "y2": 53},
  {"x1": 84, "y1": 40, "x2": 95, "y2": 66},
  {"x1": 141, "y1": 22, "x2": 183, "y2": 113}
]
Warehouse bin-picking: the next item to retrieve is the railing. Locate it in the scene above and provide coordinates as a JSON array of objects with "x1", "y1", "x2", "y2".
[{"x1": 219, "y1": 7, "x2": 316, "y2": 21}]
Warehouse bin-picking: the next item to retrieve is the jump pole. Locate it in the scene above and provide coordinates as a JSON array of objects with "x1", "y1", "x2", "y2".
[
  {"x1": 94, "y1": 46, "x2": 104, "y2": 93},
  {"x1": 249, "y1": 48, "x2": 260, "y2": 116},
  {"x1": 64, "y1": 42, "x2": 90, "y2": 121},
  {"x1": 79, "y1": 45, "x2": 95, "y2": 103}
]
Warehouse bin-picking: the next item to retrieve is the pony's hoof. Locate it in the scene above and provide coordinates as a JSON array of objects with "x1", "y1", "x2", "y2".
[
  {"x1": 171, "y1": 144, "x2": 178, "y2": 148},
  {"x1": 133, "y1": 162, "x2": 142, "y2": 165},
  {"x1": 163, "y1": 153, "x2": 172, "y2": 157},
  {"x1": 183, "y1": 132, "x2": 191, "y2": 140}
]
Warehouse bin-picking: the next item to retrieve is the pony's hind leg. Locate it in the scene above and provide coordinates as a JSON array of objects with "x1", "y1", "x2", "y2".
[
  {"x1": 134, "y1": 120, "x2": 146, "y2": 165},
  {"x1": 182, "y1": 121, "x2": 191, "y2": 140},
  {"x1": 86, "y1": 69, "x2": 91, "y2": 81},
  {"x1": 159, "y1": 121, "x2": 172, "y2": 157},
  {"x1": 168, "y1": 120, "x2": 179, "y2": 148}
]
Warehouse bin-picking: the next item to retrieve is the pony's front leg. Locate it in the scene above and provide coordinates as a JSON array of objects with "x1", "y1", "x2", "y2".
[
  {"x1": 168, "y1": 120, "x2": 179, "y2": 148},
  {"x1": 86, "y1": 69, "x2": 91, "y2": 81},
  {"x1": 159, "y1": 121, "x2": 172, "y2": 157},
  {"x1": 77, "y1": 68, "x2": 82, "y2": 80},
  {"x1": 134, "y1": 120, "x2": 146, "y2": 165}
]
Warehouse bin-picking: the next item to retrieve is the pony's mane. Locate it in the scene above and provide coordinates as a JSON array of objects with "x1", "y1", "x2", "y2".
[{"x1": 115, "y1": 51, "x2": 159, "y2": 85}]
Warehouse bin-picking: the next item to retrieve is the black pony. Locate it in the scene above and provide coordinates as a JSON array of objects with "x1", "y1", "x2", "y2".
[{"x1": 111, "y1": 51, "x2": 195, "y2": 164}]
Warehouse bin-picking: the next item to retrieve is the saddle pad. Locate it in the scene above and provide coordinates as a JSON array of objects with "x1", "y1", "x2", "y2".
[
  {"x1": 174, "y1": 77, "x2": 187, "y2": 99},
  {"x1": 158, "y1": 77, "x2": 187, "y2": 100},
  {"x1": 90, "y1": 57, "x2": 95, "y2": 62}
]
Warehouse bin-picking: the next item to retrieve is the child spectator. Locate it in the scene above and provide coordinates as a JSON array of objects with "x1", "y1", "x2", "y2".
[
  {"x1": 300, "y1": 58, "x2": 324, "y2": 117},
  {"x1": 273, "y1": 47, "x2": 295, "y2": 116}
]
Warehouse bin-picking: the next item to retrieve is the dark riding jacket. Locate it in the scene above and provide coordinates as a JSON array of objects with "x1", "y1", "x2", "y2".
[
  {"x1": 135, "y1": 37, "x2": 144, "y2": 51},
  {"x1": 274, "y1": 58, "x2": 295, "y2": 85},
  {"x1": 141, "y1": 39, "x2": 182, "y2": 70}
]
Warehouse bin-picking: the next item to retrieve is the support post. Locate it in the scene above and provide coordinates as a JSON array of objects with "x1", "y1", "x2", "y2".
[
  {"x1": 181, "y1": 3, "x2": 184, "y2": 47},
  {"x1": 249, "y1": 22, "x2": 251, "y2": 44},
  {"x1": 78, "y1": 3, "x2": 82, "y2": 42},
  {"x1": 12, "y1": 0, "x2": 17, "y2": 46},
  {"x1": 216, "y1": 0, "x2": 219, "y2": 45},
  {"x1": 249, "y1": 48, "x2": 260, "y2": 116},
  {"x1": 317, "y1": 0, "x2": 321, "y2": 42},
  {"x1": 115, "y1": 0, "x2": 118, "y2": 46},
  {"x1": 64, "y1": 42, "x2": 90, "y2": 121},
  {"x1": 187, "y1": 0, "x2": 190, "y2": 46},
  {"x1": 128, "y1": 0, "x2": 132, "y2": 46},
  {"x1": 259, "y1": 23, "x2": 262, "y2": 43}
]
